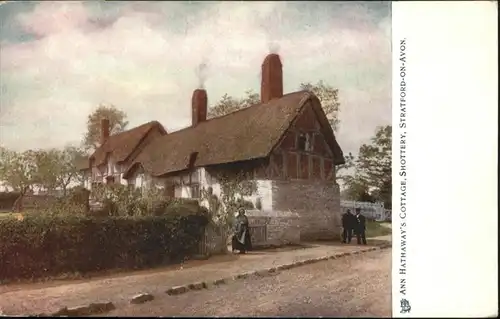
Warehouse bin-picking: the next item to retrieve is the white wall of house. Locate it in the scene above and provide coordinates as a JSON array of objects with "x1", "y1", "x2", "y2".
[
  {"x1": 147, "y1": 167, "x2": 273, "y2": 211},
  {"x1": 141, "y1": 167, "x2": 273, "y2": 211},
  {"x1": 84, "y1": 159, "x2": 128, "y2": 191},
  {"x1": 85, "y1": 163, "x2": 274, "y2": 212}
]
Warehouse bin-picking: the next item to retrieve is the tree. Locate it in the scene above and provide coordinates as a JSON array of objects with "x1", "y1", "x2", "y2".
[
  {"x1": 341, "y1": 177, "x2": 376, "y2": 202},
  {"x1": 336, "y1": 152, "x2": 355, "y2": 185},
  {"x1": 300, "y1": 80, "x2": 341, "y2": 132},
  {"x1": 83, "y1": 104, "x2": 129, "y2": 150},
  {"x1": 0, "y1": 148, "x2": 38, "y2": 195},
  {"x1": 34, "y1": 146, "x2": 87, "y2": 196},
  {"x1": 208, "y1": 90, "x2": 260, "y2": 119},
  {"x1": 201, "y1": 170, "x2": 257, "y2": 253},
  {"x1": 352, "y1": 125, "x2": 392, "y2": 207}
]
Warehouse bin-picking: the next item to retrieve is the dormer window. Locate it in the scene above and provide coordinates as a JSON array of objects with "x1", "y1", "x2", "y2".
[{"x1": 297, "y1": 132, "x2": 313, "y2": 152}]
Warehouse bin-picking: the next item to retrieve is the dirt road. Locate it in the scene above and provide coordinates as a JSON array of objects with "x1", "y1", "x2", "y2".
[{"x1": 104, "y1": 248, "x2": 392, "y2": 317}]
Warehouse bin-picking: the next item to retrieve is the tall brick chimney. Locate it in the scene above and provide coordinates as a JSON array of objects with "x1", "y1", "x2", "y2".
[
  {"x1": 192, "y1": 89, "x2": 207, "y2": 126},
  {"x1": 261, "y1": 53, "x2": 283, "y2": 103},
  {"x1": 100, "y1": 118, "x2": 110, "y2": 145}
]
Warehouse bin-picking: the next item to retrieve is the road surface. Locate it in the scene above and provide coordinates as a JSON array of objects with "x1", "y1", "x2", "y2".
[{"x1": 103, "y1": 248, "x2": 392, "y2": 317}]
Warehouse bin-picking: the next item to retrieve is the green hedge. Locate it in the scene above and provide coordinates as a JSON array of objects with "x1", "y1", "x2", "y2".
[
  {"x1": 0, "y1": 210, "x2": 209, "y2": 280},
  {"x1": 0, "y1": 192, "x2": 20, "y2": 210}
]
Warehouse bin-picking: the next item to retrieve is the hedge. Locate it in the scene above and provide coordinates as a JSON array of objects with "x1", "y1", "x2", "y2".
[
  {"x1": 0, "y1": 192, "x2": 20, "y2": 211},
  {"x1": 0, "y1": 209, "x2": 209, "y2": 280}
]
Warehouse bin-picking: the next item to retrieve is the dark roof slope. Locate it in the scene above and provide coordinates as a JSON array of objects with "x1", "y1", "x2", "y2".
[
  {"x1": 89, "y1": 120, "x2": 167, "y2": 167},
  {"x1": 125, "y1": 91, "x2": 344, "y2": 178}
]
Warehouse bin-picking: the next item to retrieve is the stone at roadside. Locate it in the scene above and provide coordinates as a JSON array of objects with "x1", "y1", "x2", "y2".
[
  {"x1": 188, "y1": 282, "x2": 207, "y2": 291},
  {"x1": 166, "y1": 286, "x2": 189, "y2": 296},
  {"x1": 130, "y1": 293, "x2": 155, "y2": 304}
]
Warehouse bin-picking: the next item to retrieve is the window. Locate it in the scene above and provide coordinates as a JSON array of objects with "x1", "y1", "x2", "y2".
[
  {"x1": 164, "y1": 181, "x2": 175, "y2": 198},
  {"x1": 106, "y1": 176, "x2": 115, "y2": 185},
  {"x1": 91, "y1": 181, "x2": 102, "y2": 189},
  {"x1": 297, "y1": 133, "x2": 313, "y2": 152},
  {"x1": 189, "y1": 183, "x2": 200, "y2": 199}
]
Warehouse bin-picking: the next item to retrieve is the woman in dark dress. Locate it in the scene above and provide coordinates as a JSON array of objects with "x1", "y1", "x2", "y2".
[{"x1": 231, "y1": 208, "x2": 252, "y2": 254}]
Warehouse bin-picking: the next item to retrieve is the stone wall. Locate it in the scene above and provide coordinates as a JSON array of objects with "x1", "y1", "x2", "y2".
[
  {"x1": 271, "y1": 180, "x2": 341, "y2": 241},
  {"x1": 199, "y1": 207, "x2": 306, "y2": 255},
  {"x1": 246, "y1": 210, "x2": 301, "y2": 247}
]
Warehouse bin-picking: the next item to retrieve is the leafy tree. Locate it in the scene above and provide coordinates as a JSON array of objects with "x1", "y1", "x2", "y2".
[
  {"x1": 341, "y1": 176, "x2": 376, "y2": 202},
  {"x1": 32, "y1": 149, "x2": 59, "y2": 192},
  {"x1": 371, "y1": 178, "x2": 392, "y2": 210},
  {"x1": 34, "y1": 146, "x2": 87, "y2": 196},
  {"x1": 300, "y1": 80, "x2": 341, "y2": 132},
  {"x1": 336, "y1": 152, "x2": 355, "y2": 185},
  {"x1": 83, "y1": 104, "x2": 129, "y2": 150},
  {"x1": 0, "y1": 148, "x2": 38, "y2": 196},
  {"x1": 208, "y1": 90, "x2": 260, "y2": 119},
  {"x1": 350, "y1": 125, "x2": 392, "y2": 207}
]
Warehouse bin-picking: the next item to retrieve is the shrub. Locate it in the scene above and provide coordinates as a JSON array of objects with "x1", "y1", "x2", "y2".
[
  {"x1": 236, "y1": 198, "x2": 254, "y2": 210},
  {"x1": 0, "y1": 208, "x2": 209, "y2": 280},
  {"x1": 365, "y1": 220, "x2": 392, "y2": 238}
]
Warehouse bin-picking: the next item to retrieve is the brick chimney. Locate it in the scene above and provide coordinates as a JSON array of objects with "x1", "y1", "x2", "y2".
[
  {"x1": 261, "y1": 53, "x2": 283, "y2": 103},
  {"x1": 192, "y1": 89, "x2": 208, "y2": 126},
  {"x1": 100, "y1": 118, "x2": 110, "y2": 145}
]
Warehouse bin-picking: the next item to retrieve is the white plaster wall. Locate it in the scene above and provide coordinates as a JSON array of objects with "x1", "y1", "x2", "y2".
[
  {"x1": 116, "y1": 168, "x2": 273, "y2": 213},
  {"x1": 196, "y1": 168, "x2": 272, "y2": 212},
  {"x1": 251, "y1": 180, "x2": 273, "y2": 211},
  {"x1": 85, "y1": 161, "x2": 128, "y2": 190}
]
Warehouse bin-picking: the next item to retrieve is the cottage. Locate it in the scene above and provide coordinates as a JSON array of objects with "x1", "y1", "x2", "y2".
[
  {"x1": 83, "y1": 53, "x2": 345, "y2": 240},
  {"x1": 81, "y1": 120, "x2": 167, "y2": 189}
]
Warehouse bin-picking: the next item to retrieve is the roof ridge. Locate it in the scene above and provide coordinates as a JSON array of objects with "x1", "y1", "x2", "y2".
[
  {"x1": 107, "y1": 120, "x2": 160, "y2": 139},
  {"x1": 163, "y1": 90, "x2": 311, "y2": 137}
]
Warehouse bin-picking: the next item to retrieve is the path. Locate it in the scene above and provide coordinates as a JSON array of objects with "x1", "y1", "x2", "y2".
[
  {"x1": 104, "y1": 249, "x2": 392, "y2": 317},
  {"x1": 0, "y1": 236, "x2": 391, "y2": 316}
]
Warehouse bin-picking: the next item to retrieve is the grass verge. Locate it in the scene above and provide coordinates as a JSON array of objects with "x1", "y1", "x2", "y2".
[{"x1": 365, "y1": 221, "x2": 392, "y2": 238}]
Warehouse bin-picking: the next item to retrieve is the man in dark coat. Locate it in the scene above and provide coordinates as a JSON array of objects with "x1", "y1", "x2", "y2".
[
  {"x1": 355, "y1": 208, "x2": 367, "y2": 245},
  {"x1": 341, "y1": 209, "x2": 355, "y2": 243},
  {"x1": 231, "y1": 208, "x2": 252, "y2": 254}
]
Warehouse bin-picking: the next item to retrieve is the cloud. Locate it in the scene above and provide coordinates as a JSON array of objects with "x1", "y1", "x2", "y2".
[
  {"x1": 0, "y1": 1, "x2": 391, "y2": 155},
  {"x1": 16, "y1": 1, "x2": 89, "y2": 37}
]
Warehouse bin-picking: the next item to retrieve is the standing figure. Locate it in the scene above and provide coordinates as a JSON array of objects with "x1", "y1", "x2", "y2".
[
  {"x1": 231, "y1": 208, "x2": 253, "y2": 254},
  {"x1": 355, "y1": 208, "x2": 367, "y2": 245},
  {"x1": 341, "y1": 209, "x2": 355, "y2": 243}
]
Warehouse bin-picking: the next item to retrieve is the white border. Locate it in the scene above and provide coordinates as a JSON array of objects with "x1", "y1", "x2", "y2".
[{"x1": 392, "y1": 1, "x2": 498, "y2": 317}]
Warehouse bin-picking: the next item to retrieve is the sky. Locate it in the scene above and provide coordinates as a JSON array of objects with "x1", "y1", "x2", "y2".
[{"x1": 0, "y1": 1, "x2": 391, "y2": 156}]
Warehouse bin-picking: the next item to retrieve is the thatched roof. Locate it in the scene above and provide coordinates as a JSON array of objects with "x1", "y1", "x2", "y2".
[
  {"x1": 84, "y1": 121, "x2": 167, "y2": 169},
  {"x1": 124, "y1": 91, "x2": 344, "y2": 178}
]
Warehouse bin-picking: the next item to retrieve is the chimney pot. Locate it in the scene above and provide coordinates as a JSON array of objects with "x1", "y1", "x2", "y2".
[
  {"x1": 100, "y1": 118, "x2": 110, "y2": 146},
  {"x1": 261, "y1": 53, "x2": 283, "y2": 103},
  {"x1": 192, "y1": 89, "x2": 208, "y2": 126}
]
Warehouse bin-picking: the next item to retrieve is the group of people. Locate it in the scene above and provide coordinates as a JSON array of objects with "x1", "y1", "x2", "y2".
[{"x1": 341, "y1": 208, "x2": 367, "y2": 245}]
